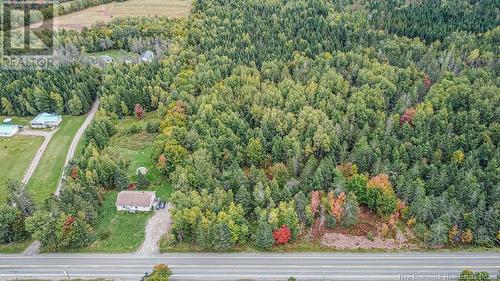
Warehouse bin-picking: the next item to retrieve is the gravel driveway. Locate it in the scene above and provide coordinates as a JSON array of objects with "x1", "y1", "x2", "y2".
[
  {"x1": 20, "y1": 128, "x2": 58, "y2": 184},
  {"x1": 137, "y1": 204, "x2": 171, "y2": 255}
]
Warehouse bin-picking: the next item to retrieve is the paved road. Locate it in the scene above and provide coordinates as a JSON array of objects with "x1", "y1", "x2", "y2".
[
  {"x1": 20, "y1": 128, "x2": 58, "y2": 184},
  {"x1": 55, "y1": 98, "x2": 99, "y2": 195},
  {"x1": 0, "y1": 252, "x2": 498, "y2": 281}
]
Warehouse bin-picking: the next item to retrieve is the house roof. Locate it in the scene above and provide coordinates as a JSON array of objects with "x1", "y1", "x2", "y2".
[
  {"x1": 31, "y1": 113, "x2": 61, "y2": 124},
  {"x1": 116, "y1": 191, "x2": 156, "y2": 207},
  {"x1": 0, "y1": 125, "x2": 18, "y2": 134},
  {"x1": 101, "y1": 55, "x2": 113, "y2": 62},
  {"x1": 140, "y1": 50, "x2": 154, "y2": 60}
]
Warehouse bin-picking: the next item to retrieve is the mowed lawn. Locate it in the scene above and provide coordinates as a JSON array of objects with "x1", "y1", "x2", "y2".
[
  {"x1": 53, "y1": 0, "x2": 192, "y2": 30},
  {"x1": 0, "y1": 136, "x2": 44, "y2": 203},
  {"x1": 83, "y1": 191, "x2": 151, "y2": 252},
  {"x1": 26, "y1": 116, "x2": 85, "y2": 206}
]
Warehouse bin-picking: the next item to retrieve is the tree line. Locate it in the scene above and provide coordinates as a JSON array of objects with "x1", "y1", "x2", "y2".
[{"x1": 0, "y1": 65, "x2": 99, "y2": 116}]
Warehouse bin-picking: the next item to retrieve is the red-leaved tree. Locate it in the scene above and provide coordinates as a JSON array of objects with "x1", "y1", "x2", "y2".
[
  {"x1": 70, "y1": 165, "x2": 79, "y2": 179},
  {"x1": 134, "y1": 104, "x2": 144, "y2": 120},
  {"x1": 273, "y1": 225, "x2": 292, "y2": 245},
  {"x1": 400, "y1": 107, "x2": 416, "y2": 126},
  {"x1": 63, "y1": 215, "x2": 75, "y2": 231},
  {"x1": 157, "y1": 154, "x2": 167, "y2": 171}
]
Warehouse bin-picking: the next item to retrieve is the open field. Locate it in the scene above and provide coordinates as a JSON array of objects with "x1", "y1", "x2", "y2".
[
  {"x1": 26, "y1": 116, "x2": 85, "y2": 206},
  {"x1": 0, "y1": 116, "x2": 32, "y2": 127},
  {"x1": 82, "y1": 191, "x2": 151, "y2": 253},
  {"x1": 0, "y1": 136, "x2": 44, "y2": 203},
  {"x1": 53, "y1": 0, "x2": 192, "y2": 30},
  {"x1": 85, "y1": 50, "x2": 139, "y2": 63}
]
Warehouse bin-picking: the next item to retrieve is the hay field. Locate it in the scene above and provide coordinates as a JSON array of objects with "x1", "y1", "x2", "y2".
[{"x1": 52, "y1": 0, "x2": 192, "y2": 30}]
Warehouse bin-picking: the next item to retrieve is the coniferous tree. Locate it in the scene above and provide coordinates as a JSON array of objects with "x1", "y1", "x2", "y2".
[{"x1": 254, "y1": 220, "x2": 274, "y2": 250}]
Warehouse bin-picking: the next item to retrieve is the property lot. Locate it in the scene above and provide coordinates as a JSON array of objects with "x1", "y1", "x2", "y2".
[
  {"x1": 80, "y1": 112, "x2": 172, "y2": 252},
  {"x1": 0, "y1": 136, "x2": 44, "y2": 203},
  {"x1": 26, "y1": 116, "x2": 85, "y2": 206},
  {"x1": 53, "y1": 0, "x2": 192, "y2": 30}
]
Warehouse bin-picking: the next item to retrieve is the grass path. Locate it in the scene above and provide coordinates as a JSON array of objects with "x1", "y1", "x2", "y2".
[
  {"x1": 26, "y1": 116, "x2": 85, "y2": 206},
  {"x1": 0, "y1": 136, "x2": 44, "y2": 203}
]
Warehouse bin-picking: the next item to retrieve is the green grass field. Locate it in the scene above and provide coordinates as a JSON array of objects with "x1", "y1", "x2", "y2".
[
  {"x1": 83, "y1": 191, "x2": 151, "y2": 252},
  {"x1": 0, "y1": 116, "x2": 32, "y2": 126},
  {"x1": 0, "y1": 136, "x2": 44, "y2": 203},
  {"x1": 26, "y1": 116, "x2": 85, "y2": 206}
]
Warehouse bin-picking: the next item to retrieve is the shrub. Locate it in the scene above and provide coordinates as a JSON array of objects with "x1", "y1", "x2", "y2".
[
  {"x1": 367, "y1": 231, "x2": 374, "y2": 241},
  {"x1": 325, "y1": 214, "x2": 337, "y2": 228},
  {"x1": 99, "y1": 229, "x2": 111, "y2": 240},
  {"x1": 125, "y1": 123, "x2": 142, "y2": 134},
  {"x1": 367, "y1": 174, "x2": 397, "y2": 217},
  {"x1": 342, "y1": 192, "x2": 360, "y2": 227},
  {"x1": 461, "y1": 229, "x2": 473, "y2": 244},
  {"x1": 458, "y1": 269, "x2": 491, "y2": 281},
  {"x1": 413, "y1": 222, "x2": 428, "y2": 241},
  {"x1": 134, "y1": 104, "x2": 144, "y2": 120},
  {"x1": 146, "y1": 121, "x2": 160, "y2": 133},
  {"x1": 273, "y1": 225, "x2": 292, "y2": 245},
  {"x1": 146, "y1": 264, "x2": 173, "y2": 281}
]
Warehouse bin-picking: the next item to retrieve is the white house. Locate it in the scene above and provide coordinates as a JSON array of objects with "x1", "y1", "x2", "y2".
[
  {"x1": 30, "y1": 113, "x2": 62, "y2": 129},
  {"x1": 0, "y1": 125, "x2": 19, "y2": 137},
  {"x1": 101, "y1": 55, "x2": 113, "y2": 64},
  {"x1": 140, "y1": 50, "x2": 154, "y2": 63},
  {"x1": 115, "y1": 191, "x2": 156, "y2": 212}
]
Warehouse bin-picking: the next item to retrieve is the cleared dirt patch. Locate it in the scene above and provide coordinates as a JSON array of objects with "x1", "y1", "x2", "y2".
[
  {"x1": 321, "y1": 231, "x2": 416, "y2": 250},
  {"x1": 52, "y1": 0, "x2": 192, "y2": 30}
]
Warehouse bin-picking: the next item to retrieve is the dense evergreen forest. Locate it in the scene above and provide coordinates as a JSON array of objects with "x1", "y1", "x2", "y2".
[
  {"x1": 367, "y1": 0, "x2": 499, "y2": 42},
  {"x1": 1, "y1": 0, "x2": 498, "y2": 251}
]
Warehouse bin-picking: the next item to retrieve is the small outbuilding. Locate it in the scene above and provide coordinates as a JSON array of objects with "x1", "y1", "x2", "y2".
[
  {"x1": 0, "y1": 124, "x2": 19, "y2": 137},
  {"x1": 115, "y1": 190, "x2": 156, "y2": 212},
  {"x1": 140, "y1": 50, "x2": 154, "y2": 63},
  {"x1": 136, "y1": 167, "x2": 148, "y2": 175},
  {"x1": 30, "y1": 113, "x2": 62, "y2": 129}
]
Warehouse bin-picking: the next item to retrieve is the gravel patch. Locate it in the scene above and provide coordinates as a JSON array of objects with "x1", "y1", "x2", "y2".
[
  {"x1": 321, "y1": 231, "x2": 414, "y2": 250},
  {"x1": 137, "y1": 204, "x2": 171, "y2": 255}
]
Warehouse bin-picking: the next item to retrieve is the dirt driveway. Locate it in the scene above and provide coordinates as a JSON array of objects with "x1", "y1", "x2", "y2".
[{"x1": 137, "y1": 204, "x2": 171, "y2": 255}]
